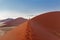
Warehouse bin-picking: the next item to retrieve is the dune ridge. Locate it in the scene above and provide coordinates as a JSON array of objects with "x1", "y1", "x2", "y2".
[{"x1": 0, "y1": 11, "x2": 60, "y2": 40}]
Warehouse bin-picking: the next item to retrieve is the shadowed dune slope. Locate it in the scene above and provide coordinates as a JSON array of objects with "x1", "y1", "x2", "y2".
[
  {"x1": 30, "y1": 11, "x2": 60, "y2": 40},
  {"x1": 0, "y1": 11, "x2": 60, "y2": 40}
]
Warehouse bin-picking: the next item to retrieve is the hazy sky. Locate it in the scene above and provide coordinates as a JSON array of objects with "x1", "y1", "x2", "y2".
[{"x1": 0, "y1": 0, "x2": 60, "y2": 19}]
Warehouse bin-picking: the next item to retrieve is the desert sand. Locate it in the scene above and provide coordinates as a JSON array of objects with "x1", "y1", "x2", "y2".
[{"x1": 0, "y1": 11, "x2": 60, "y2": 40}]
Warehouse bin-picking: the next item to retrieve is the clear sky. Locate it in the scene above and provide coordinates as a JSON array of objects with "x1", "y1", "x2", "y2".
[{"x1": 0, "y1": 0, "x2": 60, "y2": 19}]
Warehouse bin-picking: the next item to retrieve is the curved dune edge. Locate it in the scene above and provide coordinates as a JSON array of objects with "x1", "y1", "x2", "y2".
[{"x1": 0, "y1": 11, "x2": 60, "y2": 40}]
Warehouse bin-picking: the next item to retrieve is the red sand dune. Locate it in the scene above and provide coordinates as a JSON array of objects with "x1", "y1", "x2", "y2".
[{"x1": 0, "y1": 11, "x2": 60, "y2": 40}]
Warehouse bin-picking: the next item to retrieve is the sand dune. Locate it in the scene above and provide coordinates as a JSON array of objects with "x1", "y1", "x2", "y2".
[
  {"x1": 0, "y1": 11, "x2": 60, "y2": 40},
  {"x1": 2, "y1": 17, "x2": 27, "y2": 27}
]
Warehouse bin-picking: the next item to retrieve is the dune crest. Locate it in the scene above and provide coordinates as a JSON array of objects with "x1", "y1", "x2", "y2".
[{"x1": 0, "y1": 11, "x2": 60, "y2": 40}]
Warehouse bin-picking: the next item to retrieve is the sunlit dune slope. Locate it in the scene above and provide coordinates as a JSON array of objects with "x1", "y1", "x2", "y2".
[
  {"x1": 0, "y1": 21, "x2": 30, "y2": 40},
  {"x1": 0, "y1": 11, "x2": 60, "y2": 40}
]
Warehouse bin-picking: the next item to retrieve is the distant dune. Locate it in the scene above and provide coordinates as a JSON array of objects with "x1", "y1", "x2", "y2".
[
  {"x1": 0, "y1": 18, "x2": 14, "y2": 22},
  {"x1": 0, "y1": 11, "x2": 60, "y2": 40},
  {"x1": 0, "y1": 17, "x2": 27, "y2": 27}
]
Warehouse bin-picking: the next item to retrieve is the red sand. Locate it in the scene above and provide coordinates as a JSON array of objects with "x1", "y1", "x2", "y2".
[{"x1": 0, "y1": 11, "x2": 60, "y2": 40}]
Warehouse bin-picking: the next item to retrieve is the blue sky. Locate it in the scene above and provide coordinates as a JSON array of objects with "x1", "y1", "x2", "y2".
[{"x1": 0, "y1": 0, "x2": 60, "y2": 19}]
